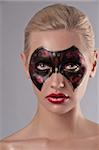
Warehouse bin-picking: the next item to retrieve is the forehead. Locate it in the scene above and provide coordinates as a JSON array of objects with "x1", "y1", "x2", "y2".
[
  {"x1": 28, "y1": 29, "x2": 87, "y2": 60},
  {"x1": 29, "y1": 29, "x2": 84, "y2": 49}
]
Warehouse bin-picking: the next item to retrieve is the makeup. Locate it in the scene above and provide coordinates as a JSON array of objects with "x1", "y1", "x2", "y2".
[
  {"x1": 47, "y1": 97, "x2": 66, "y2": 104},
  {"x1": 29, "y1": 45, "x2": 86, "y2": 91},
  {"x1": 45, "y1": 93, "x2": 70, "y2": 104}
]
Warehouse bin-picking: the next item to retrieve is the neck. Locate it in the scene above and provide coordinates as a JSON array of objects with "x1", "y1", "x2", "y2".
[{"x1": 33, "y1": 104, "x2": 85, "y2": 139}]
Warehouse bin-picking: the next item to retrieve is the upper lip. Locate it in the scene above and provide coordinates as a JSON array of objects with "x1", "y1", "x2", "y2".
[{"x1": 45, "y1": 93, "x2": 69, "y2": 98}]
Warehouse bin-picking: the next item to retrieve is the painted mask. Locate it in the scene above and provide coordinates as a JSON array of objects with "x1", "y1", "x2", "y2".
[{"x1": 29, "y1": 46, "x2": 86, "y2": 91}]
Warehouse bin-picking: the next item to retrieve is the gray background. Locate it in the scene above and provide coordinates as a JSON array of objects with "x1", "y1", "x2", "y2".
[{"x1": 0, "y1": 0, "x2": 99, "y2": 140}]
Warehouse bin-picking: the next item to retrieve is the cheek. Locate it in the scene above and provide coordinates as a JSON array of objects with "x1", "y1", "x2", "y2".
[
  {"x1": 69, "y1": 66, "x2": 86, "y2": 89},
  {"x1": 29, "y1": 62, "x2": 52, "y2": 91},
  {"x1": 29, "y1": 69, "x2": 45, "y2": 91},
  {"x1": 74, "y1": 71, "x2": 89, "y2": 101},
  {"x1": 36, "y1": 75, "x2": 44, "y2": 83},
  {"x1": 61, "y1": 66, "x2": 87, "y2": 90}
]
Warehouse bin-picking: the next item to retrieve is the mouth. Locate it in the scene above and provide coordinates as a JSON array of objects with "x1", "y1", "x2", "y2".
[{"x1": 45, "y1": 93, "x2": 70, "y2": 104}]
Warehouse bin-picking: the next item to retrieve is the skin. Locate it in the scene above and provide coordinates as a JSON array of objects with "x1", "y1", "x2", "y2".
[{"x1": 0, "y1": 29, "x2": 99, "y2": 150}]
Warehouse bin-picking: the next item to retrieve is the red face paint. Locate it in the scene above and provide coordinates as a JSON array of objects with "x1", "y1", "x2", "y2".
[
  {"x1": 29, "y1": 46, "x2": 86, "y2": 91},
  {"x1": 36, "y1": 75, "x2": 44, "y2": 83}
]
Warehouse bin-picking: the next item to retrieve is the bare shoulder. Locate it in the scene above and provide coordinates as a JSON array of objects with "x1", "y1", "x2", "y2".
[
  {"x1": 88, "y1": 119, "x2": 99, "y2": 131},
  {"x1": 0, "y1": 122, "x2": 40, "y2": 150},
  {"x1": 0, "y1": 129, "x2": 24, "y2": 150},
  {"x1": 0, "y1": 124, "x2": 30, "y2": 150},
  {"x1": 0, "y1": 136, "x2": 50, "y2": 150},
  {"x1": 0, "y1": 128, "x2": 27, "y2": 142},
  {"x1": 0, "y1": 140, "x2": 13, "y2": 150},
  {"x1": 0, "y1": 121, "x2": 36, "y2": 142},
  {"x1": 85, "y1": 119, "x2": 99, "y2": 137}
]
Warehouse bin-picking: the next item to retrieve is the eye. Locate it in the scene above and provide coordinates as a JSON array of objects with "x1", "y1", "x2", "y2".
[
  {"x1": 64, "y1": 63, "x2": 80, "y2": 72},
  {"x1": 36, "y1": 62, "x2": 51, "y2": 71}
]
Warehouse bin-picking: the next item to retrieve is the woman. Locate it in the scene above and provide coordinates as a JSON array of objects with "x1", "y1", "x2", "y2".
[{"x1": 1, "y1": 3, "x2": 99, "y2": 150}]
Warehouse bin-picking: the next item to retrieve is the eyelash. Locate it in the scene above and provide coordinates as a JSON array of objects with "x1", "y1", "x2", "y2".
[
  {"x1": 64, "y1": 64, "x2": 80, "y2": 72},
  {"x1": 36, "y1": 62, "x2": 80, "y2": 72},
  {"x1": 36, "y1": 62, "x2": 51, "y2": 71}
]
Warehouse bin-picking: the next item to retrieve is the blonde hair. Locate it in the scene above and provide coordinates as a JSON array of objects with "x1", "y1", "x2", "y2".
[{"x1": 24, "y1": 3, "x2": 95, "y2": 60}]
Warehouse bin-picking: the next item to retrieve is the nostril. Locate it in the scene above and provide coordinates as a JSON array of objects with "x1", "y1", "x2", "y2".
[{"x1": 51, "y1": 81, "x2": 65, "y2": 89}]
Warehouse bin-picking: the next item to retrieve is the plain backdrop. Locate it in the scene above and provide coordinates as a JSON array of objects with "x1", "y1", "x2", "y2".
[{"x1": 0, "y1": 0, "x2": 99, "y2": 140}]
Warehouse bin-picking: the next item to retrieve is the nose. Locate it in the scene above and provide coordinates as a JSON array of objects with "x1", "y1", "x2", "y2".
[{"x1": 50, "y1": 73, "x2": 65, "y2": 89}]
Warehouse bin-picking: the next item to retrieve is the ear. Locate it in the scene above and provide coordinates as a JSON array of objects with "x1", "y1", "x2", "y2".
[
  {"x1": 20, "y1": 52, "x2": 30, "y2": 79},
  {"x1": 89, "y1": 50, "x2": 99, "y2": 78}
]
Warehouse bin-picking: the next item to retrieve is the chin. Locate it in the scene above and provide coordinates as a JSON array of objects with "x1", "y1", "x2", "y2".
[
  {"x1": 41, "y1": 99, "x2": 76, "y2": 115},
  {"x1": 48, "y1": 106, "x2": 76, "y2": 115}
]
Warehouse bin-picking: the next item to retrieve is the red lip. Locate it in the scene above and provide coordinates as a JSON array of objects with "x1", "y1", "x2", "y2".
[
  {"x1": 45, "y1": 93, "x2": 69, "y2": 104},
  {"x1": 46, "y1": 93, "x2": 68, "y2": 98}
]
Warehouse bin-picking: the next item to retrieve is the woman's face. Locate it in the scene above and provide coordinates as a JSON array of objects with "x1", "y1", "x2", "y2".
[{"x1": 23, "y1": 30, "x2": 94, "y2": 114}]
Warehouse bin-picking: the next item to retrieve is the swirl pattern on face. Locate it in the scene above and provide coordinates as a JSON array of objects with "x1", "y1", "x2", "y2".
[{"x1": 29, "y1": 46, "x2": 86, "y2": 91}]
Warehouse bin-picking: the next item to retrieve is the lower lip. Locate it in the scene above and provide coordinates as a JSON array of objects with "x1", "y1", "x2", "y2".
[{"x1": 47, "y1": 97, "x2": 68, "y2": 104}]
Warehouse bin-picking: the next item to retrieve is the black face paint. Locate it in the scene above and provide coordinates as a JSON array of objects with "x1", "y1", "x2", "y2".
[{"x1": 29, "y1": 46, "x2": 86, "y2": 91}]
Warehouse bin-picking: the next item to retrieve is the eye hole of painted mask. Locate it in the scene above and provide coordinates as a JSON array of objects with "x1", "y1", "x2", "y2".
[
  {"x1": 64, "y1": 63, "x2": 80, "y2": 72},
  {"x1": 36, "y1": 62, "x2": 51, "y2": 71}
]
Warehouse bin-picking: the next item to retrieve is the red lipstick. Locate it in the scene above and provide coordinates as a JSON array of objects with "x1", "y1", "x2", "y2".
[{"x1": 45, "y1": 93, "x2": 69, "y2": 104}]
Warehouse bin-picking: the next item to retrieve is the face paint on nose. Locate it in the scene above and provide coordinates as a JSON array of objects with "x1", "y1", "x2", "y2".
[{"x1": 29, "y1": 46, "x2": 86, "y2": 91}]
